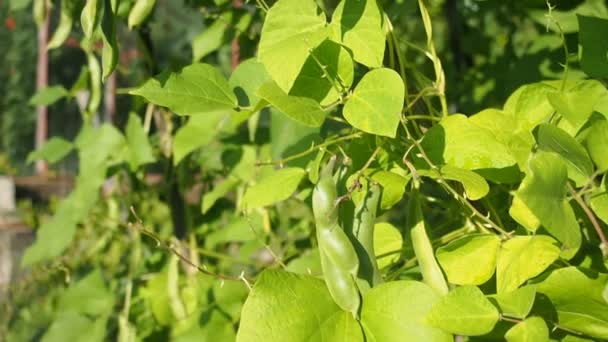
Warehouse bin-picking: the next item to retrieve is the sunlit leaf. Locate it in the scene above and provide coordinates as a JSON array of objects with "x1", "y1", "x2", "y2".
[
  {"x1": 343, "y1": 68, "x2": 404, "y2": 138},
  {"x1": 496, "y1": 235, "x2": 560, "y2": 294},
  {"x1": 129, "y1": 63, "x2": 237, "y2": 115},
  {"x1": 436, "y1": 234, "x2": 500, "y2": 285},
  {"x1": 257, "y1": 0, "x2": 328, "y2": 92},
  {"x1": 243, "y1": 167, "x2": 306, "y2": 208},
  {"x1": 237, "y1": 270, "x2": 364, "y2": 341},
  {"x1": 427, "y1": 286, "x2": 499, "y2": 336}
]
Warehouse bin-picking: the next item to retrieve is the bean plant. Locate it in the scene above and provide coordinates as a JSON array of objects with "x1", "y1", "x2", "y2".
[{"x1": 3, "y1": 0, "x2": 608, "y2": 341}]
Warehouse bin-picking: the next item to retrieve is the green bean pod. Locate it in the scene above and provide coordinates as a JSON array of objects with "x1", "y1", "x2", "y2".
[
  {"x1": 313, "y1": 156, "x2": 361, "y2": 317},
  {"x1": 320, "y1": 250, "x2": 360, "y2": 317},
  {"x1": 407, "y1": 189, "x2": 448, "y2": 295},
  {"x1": 128, "y1": 0, "x2": 157, "y2": 29},
  {"x1": 86, "y1": 52, "x2": 102, "y2": 119},
  {"x1": 81, "y1": 0, "x2": 102, "y2": 39},
  {"x1": 318, "y1": 223, "x2": 359, "y2": 274},
  {"x1": 312, "y1": 156, "x2": 338, "y2": 228},
  {"x1": 47, "y1": 0, "x2": 78, "y2": 49},
  {"x1": 352, "y1": 182, "x2": 382, "y2": 292}
]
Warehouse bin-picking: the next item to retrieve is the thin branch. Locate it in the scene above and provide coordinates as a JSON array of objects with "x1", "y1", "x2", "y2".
[
  {"x1": 256, "y1": 132, "x2": 362, "y2": 166},
  {"x1": 401, "y1": 121, "x2": 510, "y2": 237},
  {"x1": 567, "y1": 184, "x2": 607, "y2": 256},
  {"x1": 243, "y1": 211, "x2": 287, "y2": 269},
  {"x1": 128, "y1": 207, "x2": 247, "y2": 282}
]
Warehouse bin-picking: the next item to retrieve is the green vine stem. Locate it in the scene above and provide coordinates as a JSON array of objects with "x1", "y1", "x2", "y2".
[
  {"x1": 545, "y1": 1, "x2": 570, "y2": 92},
  {"x1": 128, "y1": 207, "x2": 249, "y2": 282},
  {"x1": 417, "y1": 0, "x2": 448, "y2": 117},
  {"x1": 401, "y1": 121, "x2": 510, "y2": 237},
  {"x1": 256, "y1": 132, "x2": 362, "y2": 166},
  {"x1": 567, "y1": 184, "x2": 608, "y2": 258}
]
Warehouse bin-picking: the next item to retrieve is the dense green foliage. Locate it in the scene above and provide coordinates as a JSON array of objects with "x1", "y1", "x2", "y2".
[{"x1": 2, "y1": 0, "x2": 608, "y2": 341}]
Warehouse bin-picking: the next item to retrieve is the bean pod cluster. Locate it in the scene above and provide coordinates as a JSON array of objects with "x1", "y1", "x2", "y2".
[{"x1": 312, "y1": 156, "x2": 382, "y2": 317}]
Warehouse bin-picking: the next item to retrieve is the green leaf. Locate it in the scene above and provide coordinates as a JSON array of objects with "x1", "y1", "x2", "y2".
[
  {"x1": 192, "y1": 12, "x2": 233, "y2": 61},
  {"x1": 237, "y1": 270, "x2": 364, "y2": 342},
  {"x1": 22, "y1": 125, "x2": 125, "y2": 266},
  {"x1": 590, "y1": 191, "x2": 608, "y2": 225},
  {"x1": 547, "y1": 80, "x2": 608, "y2": 134},
  {"x1": 29, "y1": 85, "x2": 69, "y2": 106},
  {"x1": 538, "y1": 267, "x2": 608, "y2": 339},
  {"x1": 361, "y1": 281, "x2": 452, "y2": 342},
  {"x1": 229, "y1": 59, "x2": 271, "y2": 108},
  {"x1": 440, "y1": 165, "x2": 490, "y2": 200},
  {"x1": 343, "y1": 68, "x2": 404, "y2": 138},
  {"x1": 504, "y1": 317, "x2": 549, "y2": 342},
  {"x1": 373, "y1": 222, "x2": 403, "y2": 269},
  {"x1": 503, "y1": 83, "x2": 556, "y2": 130},
  {"x1": 243, "y1": 167, "x2": 306, "y2": 208},
  {"x1": 173, "y1": 309, "x2": 236, "y2": 342},
  {"x1": 125, "y1": 113, "x2": 155, "y2": 171},
  {"x1": 289, "y1": 39, "x2": 354, "y2": 105},
  {"x1": 508, "y1": 152, "x2": 582, "y2": 258},
  {"x1": 205, "y1": 213, "x2": 265, "y2": 247},
  {"x1": 41, "y1": 312, "x2": 106, "y2": 342},
  {"x1": 578, "y1": 15, "x2": 608, "y2": 78},
  {"x1": 257, "y1": 81, "x2": 326, "y2": 127},
  {"x1": 581, "y1": 114, "x2": 608, "y2": 172},
  {"x1": 331, "y1": 0, "x2": 386, "y2": 68},
  {"x1": 9, "y1": 0, "x2": 32, "y2": 11},
  {"x1": 533, "y1": 124, "x2": 594, "y2": 186},
  {"x1": 27, "y1": 137, "x2": 73, "y2": 164},
  {"x1": 270, "y1": 109, "x2": 321, "y2": 167},
  {"x1": 422, "y1": 114, "x2": 516, "y2": 170},
  {"x1": 427, "y1": 286, "x2": 499, "y2": 336},
  {"x1": 129, "y1": 63, "x2": 237, "y2": 115},
  {"x1": 201, "y1": 176, "x2": 240, "y2": 214},
  {"x1": 490, "y1": 286, "x2": 536, "y2": 320},
  {"x1": 467, "y1": 109, "x2": 534, "y2": 179},
  {"x1": 496, "y1": 235, "x2": 560, "y2": 294},
  {"x1": 436, "y1": 234, "x2": 500, "y2": 285},
  {"x1": 57, "y1": 270, "x2": 114, "y2": 316},
  {"x1": 258, "y1": 0, "x2": 328, "y2": 92},
  {"x1": 75, "y1": 124, "x2": 127, "y2": 171},
  {"x1": 370, "y1": 170, "x2": 409, "y2": 210},
  {"x1": 141, "y1": 271, "x2": 173, "y2": 325},
  {"x1": 286, "y1": 249, "x2": 322, "y2": 275},
  {"x1": 173, "y1": 113, "x2": 226, "y2": 165}
]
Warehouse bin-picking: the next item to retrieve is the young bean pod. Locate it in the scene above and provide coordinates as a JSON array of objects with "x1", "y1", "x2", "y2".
[
  {"x1": 352, "y1": 182, "x2": 382, "y2": 292},
  {"x1": 407, "y1": 189, "x2": 449, "y2": 295},
  {"x1": 81, "y1": 0, "x2": 102, "y2": 39},
  {"x1": 320, "y1": 251, "x2": 360, "y2": 316},
  {"x1": 128, "y1": 0, "x2": 157, "y2": 29},
  {"x1": 312, "y1": 157, "x2": 338, "y2": 228},
  {"x1": 318, "y1": 223, "x2": 359, "y2": 274},
  {"x1": 313, "y1": 156, "x2": 361, "y2": 317}
]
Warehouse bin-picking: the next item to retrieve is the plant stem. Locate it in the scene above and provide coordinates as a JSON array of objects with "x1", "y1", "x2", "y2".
[
  {"x1": 401, "y1": 122, "x2": 510, "y2": 237},
  {"x1": 404, "y1": 114, "x2": 441, "y2": 122},
  {"x1": 256, "y1": 132, "x2": 362, "y2": 166},
  {"x1": 567, "y1": 183, "x2": 607, "y2": 257},
  {"x1": 128, "y1": 207, "x2": 247, "y2": 282}
]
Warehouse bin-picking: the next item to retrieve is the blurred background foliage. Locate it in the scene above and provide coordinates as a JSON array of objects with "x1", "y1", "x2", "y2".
[{"x1": 0, "y1": 0, "x2": 606, "y2": 340}]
